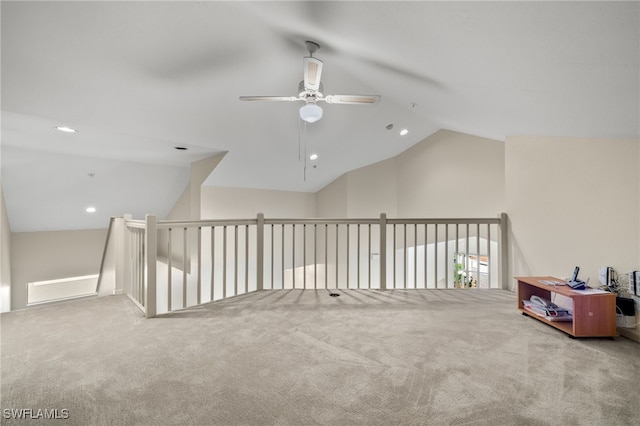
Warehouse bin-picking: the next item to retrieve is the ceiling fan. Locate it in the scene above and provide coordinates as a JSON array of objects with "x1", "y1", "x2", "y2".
[{"x1": 240, "y1": 41, "x2": 381, "y2": 123}]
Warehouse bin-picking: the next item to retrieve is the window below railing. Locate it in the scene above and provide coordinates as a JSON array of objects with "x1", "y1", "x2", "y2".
[{"x1": 27, "y1": 274, "x2": 99, "y2": 306}]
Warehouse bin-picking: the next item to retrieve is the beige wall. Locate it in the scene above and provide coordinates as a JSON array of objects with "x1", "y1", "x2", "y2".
[
  {"x1": 316, "y1": 175, "x2": 348, "y2": 217},
  {"x1": 316, "y1": 130, "x2": 505, "y2": 219},
  {"x1": 201, "y1": 186, "x2": 316, "y2": 219},
  {"x1": 505, "y1": 136, "x2": 638, "y2": 280},
  {"x1": 506, "y1": 136, "x2": 639, "y2": 340},
  {"x1": 1, "y1": 186, "x2": 11, "y2": 312},
  {"x1": 11, "y1": 229, "x2": 107, "y2": 310},
  {"x1": 396, "y1": 130, "x2": 505, "y2": 217},
  {"x1": 345, "y1": 158, "x2": 398, "y2": 218}
]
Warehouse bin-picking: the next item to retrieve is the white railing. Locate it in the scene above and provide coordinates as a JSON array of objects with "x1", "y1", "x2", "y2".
[{"x1": 116, "y1": 213, "x2": 507, "y2": 317}]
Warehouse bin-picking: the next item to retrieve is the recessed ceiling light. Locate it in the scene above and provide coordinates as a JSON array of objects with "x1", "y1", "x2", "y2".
[
  {"x1": 86, "y1": 207, "x2": 96, "y2": 213},
  {"x1": 309, "y1": 153, "x2": 318, "y2": 161},
  {"x1": 400, "y1": 129, "x2": 409, "y2": 136},
  {"x1": 55, "y1": 126, "x2": 77, "y2": 133}
]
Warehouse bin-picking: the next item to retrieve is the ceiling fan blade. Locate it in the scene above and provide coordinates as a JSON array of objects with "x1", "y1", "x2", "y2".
[
  {"x1": 303, "y1": 57, "x2": 323, "y2": 91},
  {"x1": 239, "y1": 96, "x2": 300, "y2": 102},
  {"x1": 323, "y1": 95, "x2": 381, "y2": 105}
]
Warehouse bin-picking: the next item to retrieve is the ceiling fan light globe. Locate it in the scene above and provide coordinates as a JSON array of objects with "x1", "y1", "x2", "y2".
[{"x1": 300, "y1": 103, "x2": 323, "y2": 123}]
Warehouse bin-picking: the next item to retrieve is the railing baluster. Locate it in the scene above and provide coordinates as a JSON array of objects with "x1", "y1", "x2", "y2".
[
  {"x1": 183, "y1": 227, "x2": 187, "y2": 308},
  {"x1": 197, "y1": 227, "x2": 202, "y2": 305},
  {"x1": 367, "y1": 224, "x2": 371, "y2": 289},
  {"x1": 403, "y1": 224, "x2": 407, "y2": 289},
  {"x1": 133, "y1": 230, "x2": 137, "y2": 303},
  {"x1": 281, "y1": 224, "x2": 285, "y2": 290},
  {"x1": 136, "y1": 230, "x2": 140, "y2": 300},
  {"x1": 303, "y1": 224, "x2": 307, "y2": 290},
  {"x1": 211, "y1": 226, "x2": 215, "y2": 301},
  {"x1": 292, "y1": 224, "x2": 296, "y2": 289},
  {"x1": 434, "y1": 224, "x2": 438, "y2": 289},
  {"x1": 142, "y1": 229, "x2": 146, "y2": 305},
  {"x1": 234, "y1": 225, "x2": 238, "y2": 297},
  {"x1": 313, "y1": 224, "x2": 317, "y2": 290},
  {"x1": 245, "y1": 224, "x2": 249, "y2": 294},
  {"x1": 168, "y1": 228, "x2": 172, "y2": 311},
  {"x1": 476, "y1": 223, "x2": 480, "y2": 288},
  {"x1": 465, "y1": 223, "x2": 470, "y2": 287},
  {"x1": 424, "y1": 224, "x2": 428, "y2": 289},
  {"x1": 455, "y1": 224, "x2": 459, "y2": 288},
  {"x1": 335, "y1": 224, "x2": 339, "y2": 290},
  {"x1": 223, "y1": 225, "x2": 227, "y2": 299},
  {"x1": 324, "y1": 224, "x2": 328, "y2": 289},
  {"x1": 346, "y1": 224, "x2": 350, "y2": 289},
  {"x1": 487, "y1": 223, "x2": 491, "y2": 289},
  {"x1": 413, "y1": 223, "x2": 418, "y2": 288},
  {"x1": 379, "y1": 214, "x2": 387, "y2": 290},
  {"x1": 357, "y1": 224, "x2": 361, "y2": 290},
  {"x1": 256, "y1": 214, "x2": 264, "y2": 292},
  {"x1": 393, "y1": 224, "x2": 397, "y2": 289},
  {"x1": 445, "y1": 224, "x2": 449, "y2": 288},
  {"x1": 128, "y1": 230, "x2": 133, "y2": 298}
]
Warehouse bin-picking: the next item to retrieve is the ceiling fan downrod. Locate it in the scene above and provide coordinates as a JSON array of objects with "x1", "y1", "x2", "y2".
[{"x1": 305, "y1": 40, "x2": 320, "y2": 57}]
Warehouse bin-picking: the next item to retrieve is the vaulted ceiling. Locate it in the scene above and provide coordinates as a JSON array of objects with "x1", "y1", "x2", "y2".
[{"x1": 2, "y1": 1, "x2": 638, "y2": 232}]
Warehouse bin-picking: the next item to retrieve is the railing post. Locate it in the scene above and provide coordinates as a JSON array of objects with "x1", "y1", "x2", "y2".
[
  {"x1": 114, "y1": 216, "x2": 126, "y2": 295},
  {"x1": 379, "y1": 213, "x2": 387, "y2": 290},
  {"x1": 499, "y1": 212, "x2": 509, "y2": 290},
  {"x1": 256, "y1": 213, "x2": 264, "y2": 291},
  {"x1": 122, "y1": 214, "x2": 133, "y2": 297},
  {"x1": 145, "y1": 214, "x2": 157, "y2": 317}
]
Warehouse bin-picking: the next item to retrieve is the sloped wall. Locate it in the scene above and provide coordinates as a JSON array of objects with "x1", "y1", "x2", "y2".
[
  {"x1": 316, "y1": 175, "x2": 348, "y2": 218},
  {"x1": 315, "y1": 130, "x2": 505, "y2": 219},
  {"x1": 201, "y1": 186, "x2": 316, "y2": 219},
  {"x1": 395, "y1": 130, "x2": 505, "y2": 217}
]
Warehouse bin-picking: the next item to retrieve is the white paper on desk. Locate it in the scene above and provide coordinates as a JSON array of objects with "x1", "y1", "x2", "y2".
[{"x1": 571, "y1": 288, "x2": 609, "y2": 295}]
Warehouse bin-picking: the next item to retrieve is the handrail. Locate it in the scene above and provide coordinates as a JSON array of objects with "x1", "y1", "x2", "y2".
[
  {"x1": 128, "y1": 217, "x2": 501, "y2": 228},
  {"x1": 387, "y1": 218, "x2": 501, "y2": 225},
  {"x1": 156, "y1": 219, "x2": 258, "y2": 228},
  {"x1": 265, "y1": 218, "x2": 380, "y2": 225},
  {"x1": 125, "y1": 220, "x2": 146, "y2": 229}
]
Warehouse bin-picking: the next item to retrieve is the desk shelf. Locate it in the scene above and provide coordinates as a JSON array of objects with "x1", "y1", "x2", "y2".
[{"x1": 516, "y1": 276, "x2": 617, "y2": 338}]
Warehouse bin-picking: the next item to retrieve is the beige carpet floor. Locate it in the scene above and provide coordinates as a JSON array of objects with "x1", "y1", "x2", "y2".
[{"x1": 1, "y1": 289, "x2": 639, "y2": 425}]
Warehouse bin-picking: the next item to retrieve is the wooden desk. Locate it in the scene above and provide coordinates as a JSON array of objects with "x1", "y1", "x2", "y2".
[{"x1": 516, "y1": 276, "x2": 617, "y2": 338}]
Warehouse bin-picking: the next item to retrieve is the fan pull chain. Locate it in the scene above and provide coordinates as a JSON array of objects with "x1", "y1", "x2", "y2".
[
  {"x1": 303, "y1": 123, "x2": 308, "y2": 181},
  {"x1": 298, "y1": 118, "x2": 302, "y2": 162},
  {"x1": 298, "y1": 118, "x2": 308, "y2": 181}
]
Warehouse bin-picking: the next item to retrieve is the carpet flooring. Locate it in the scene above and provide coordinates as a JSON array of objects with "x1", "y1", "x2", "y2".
[{"x1": 1, "y1": 289, "x2": 639, "y2": 425}]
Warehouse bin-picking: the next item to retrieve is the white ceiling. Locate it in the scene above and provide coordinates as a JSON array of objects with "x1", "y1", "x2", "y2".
[{"x1": 2, "y1": 1, "x2": 638, "y2": 232}]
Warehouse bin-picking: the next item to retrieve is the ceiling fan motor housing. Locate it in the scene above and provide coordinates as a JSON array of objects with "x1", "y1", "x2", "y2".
[{"x1": 298, "y1": 81, "x2": 323, "y2": 99}]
